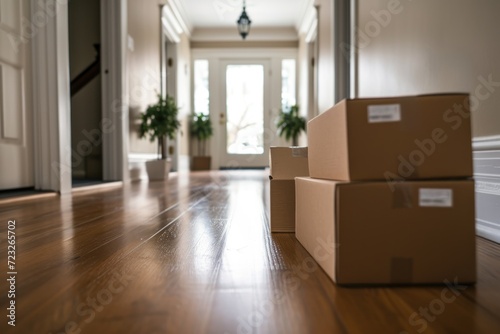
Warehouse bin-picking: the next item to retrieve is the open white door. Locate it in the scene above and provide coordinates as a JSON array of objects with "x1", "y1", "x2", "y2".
[{"x1": 0, "y1": 0, "x2": 33, "y2": 190}]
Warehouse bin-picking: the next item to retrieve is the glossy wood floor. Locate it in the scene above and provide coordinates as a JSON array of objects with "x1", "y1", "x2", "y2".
[{"x1": 1, "y1": 170, "x2": 500, "y2": 334}]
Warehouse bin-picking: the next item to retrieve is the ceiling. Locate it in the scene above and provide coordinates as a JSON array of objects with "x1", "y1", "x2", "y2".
[{"x1": 179, "y1": 0, "x2": 310, "y2": 29}]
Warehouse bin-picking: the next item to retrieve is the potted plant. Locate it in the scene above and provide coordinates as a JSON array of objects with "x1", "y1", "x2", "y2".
[
  {"x1": 190, "y1": 112, "x2": 213, "y2": 170},
  {"x1": 139, "y1": 94, "x2": 180, "y2": 180},
  {"x1": 276, "y1": 105, "x2": 306, "y2": 146}
]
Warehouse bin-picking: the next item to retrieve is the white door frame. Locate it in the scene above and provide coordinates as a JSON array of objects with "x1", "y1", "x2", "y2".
[
  {"x1": 31, "y1": 0, "x2": 128, "y2": 193},
  {"x1": 31, "y1": 0, "x2": 72, "y2": 193},
  {"x1": 100, "y1": 0, "x2": 129, "y2": 182}
]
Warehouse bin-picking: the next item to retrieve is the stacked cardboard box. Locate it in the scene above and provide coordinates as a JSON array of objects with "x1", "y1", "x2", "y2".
[
  {"x1": 269, "y1": 147, "x2": 309, "y2": 232},
  {"x1": 295, "y1": 94, "x2": 476, "y2": 285}
]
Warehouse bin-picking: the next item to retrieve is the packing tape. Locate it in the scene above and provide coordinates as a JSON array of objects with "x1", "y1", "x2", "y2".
[
  {"x1": 291, "y1": 147, "x2": 308, "y2": 158},
  {"x1": 392, "y1": 183, "x2": 414, "y2": 208},
  {"x1": 391, "y1": 257, "x2": 413, "y2": 284}
]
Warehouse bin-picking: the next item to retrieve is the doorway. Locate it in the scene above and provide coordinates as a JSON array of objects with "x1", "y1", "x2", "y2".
[
  {"x1": 68, "y1": 0, "x2": 103, "y2": 186},
  {"x1": 219, "y1": 60, "x2": 271, "y2": 168}
]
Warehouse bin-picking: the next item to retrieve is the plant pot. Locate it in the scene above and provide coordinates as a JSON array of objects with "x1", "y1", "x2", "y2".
[
  {"x1": 145, "y1": 159, "x2": 172, "y2": 181},
  {"x1": 191, "y1": 156, "x2": 211, "y2": 171}
]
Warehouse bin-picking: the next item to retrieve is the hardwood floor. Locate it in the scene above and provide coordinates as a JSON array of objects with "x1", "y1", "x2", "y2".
[{"x1": 1, "y1": 170, "x2": 500, "y2": 334}]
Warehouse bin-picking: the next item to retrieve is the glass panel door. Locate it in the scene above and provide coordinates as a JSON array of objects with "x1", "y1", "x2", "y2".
[{"x1": 220, "y1": 60, "x2": 270, "y2": 168}]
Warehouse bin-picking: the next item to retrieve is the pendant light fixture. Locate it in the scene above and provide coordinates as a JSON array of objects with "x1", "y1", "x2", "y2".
[{"x1": 237, "y1": 0, "x2": 251, "y2": 40}]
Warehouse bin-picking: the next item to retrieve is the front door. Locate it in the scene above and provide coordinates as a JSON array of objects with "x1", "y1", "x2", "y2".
[
  {"x1": 0, "y1": 0, "x2": 33, "y2": 190},
  {"x1": 219, "y1": 60, "x2": 271, "y2": 168}
]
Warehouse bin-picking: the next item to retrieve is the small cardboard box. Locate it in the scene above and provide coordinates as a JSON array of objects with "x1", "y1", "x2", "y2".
[
  {"x1": 308, "y1": 94, "x2": 473, "y2": 181},
  {"x1": 269, "y1": 147, "x2": 309, "y2": 232},
  {"x1": 295, "y1": 177, "x2": 476, "y2": 285}
]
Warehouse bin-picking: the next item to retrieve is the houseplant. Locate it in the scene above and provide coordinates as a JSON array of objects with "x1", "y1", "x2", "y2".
[
  {"x1": 276, "y1": 105, "x2": 306, "y2": 146},
  {"x1": 190, "y1": 112, "x2": 213, "y2": 170},
  {"x1": 139, "y1": 94, "x2": 180, "y2": 180}
]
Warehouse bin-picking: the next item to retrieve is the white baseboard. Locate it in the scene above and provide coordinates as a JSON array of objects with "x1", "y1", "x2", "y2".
[
  {"x1": 476, "y1": 219, "x2": 500, "y2": 244},
  {"x1": 473, "y1": 135, "x2": 500, "y2": 151},
  {"x1": 473, "y1": 137, "x2": 500, "y2": 244}
]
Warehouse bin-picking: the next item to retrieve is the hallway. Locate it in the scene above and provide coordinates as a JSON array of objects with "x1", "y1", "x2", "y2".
[{"x1": 1, "y1": 171, "x2": 500, "y2": 333}]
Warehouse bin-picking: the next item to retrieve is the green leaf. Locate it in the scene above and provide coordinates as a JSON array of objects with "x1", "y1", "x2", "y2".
[
  {"x1": 276, "y1": 104, "x2": 306, "y2": 144},
  {"x1": 138, "y1": 94, "x2": 181, "y2": 158}
]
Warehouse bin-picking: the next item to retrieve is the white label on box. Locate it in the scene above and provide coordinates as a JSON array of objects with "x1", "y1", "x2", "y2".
[
  {"x1": 367, "y1": 104, "x2": 401, "y2": 123},
  {"x1": 419, "y1": 188, "x2": 453, "y2": 207},
  {"x1": 291, "y1": 147, "x2": 308, "y2": 158}
]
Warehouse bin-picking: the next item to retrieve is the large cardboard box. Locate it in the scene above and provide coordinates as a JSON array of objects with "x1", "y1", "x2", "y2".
[
  {"x1": 308, "y1": 94, "x2": 473, "y2": 181},
  {"x1": 295, "y1": 177, "x2": 476, "y2": 285},
  {"x1": 269, "y1": 147, "x2": 308, "y2": 232}
]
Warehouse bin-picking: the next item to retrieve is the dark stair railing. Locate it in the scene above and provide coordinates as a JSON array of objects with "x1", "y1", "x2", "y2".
[{"x1": 70, "y1": 44, "x2": 101, "y2": 97}]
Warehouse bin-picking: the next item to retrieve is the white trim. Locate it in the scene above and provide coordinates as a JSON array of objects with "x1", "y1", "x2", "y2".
[
  {"x1": 167, "y1": 0, "x2": 192, "y2": 35},
  {"x1": 71, "y1": 181, "x2": 123, "y2": 193},
  {"x1": 191, "y1": 48, "x2": 298, "y2": 58},
  {"x1": 162, "y1": 0, "x2": 191, "y2": 43},
  {"x1": 190, "y1": 27, "x2": 299, "y2": 42},
  {"x1": 305, "y1": 18, "x2": 318, "y2": 43},
  {"x1": 162, "y1": 16, "x2": 180, "y2": 44},
  {"x1": 164, "y1": 7, "x2": 182, "y2": 35},
  {"x1": 101, "y1": 0, "x2": 129, "y2": 182},
  {"x1": 474, "y1": 146, "x2": 500, "y2": 244},
  {"x1": 297, "y1": 0, "x2": 317, "y2": 42},
  {"x1": 473, "y1": 149, "x2": 500, "y2": 178},
  {"x1": 473, "y1": 135, "x2": 500, "y2": 151},
  {"x1": 476, "y1": 219, "x2": 500, "y2": 244},
  {"x1": 476, "y1": 180, "x2": 500, "y2": 196},
  {"x1": 32, "y1": 0, "x2": 72, "y2": 193},
  {"x1": 349, "y1": 0, "x2": 358, "y2": 99}
]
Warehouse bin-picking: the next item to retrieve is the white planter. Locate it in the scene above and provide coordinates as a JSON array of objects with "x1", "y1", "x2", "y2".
[{"x1": 145, "y1": 159, "x2": 172, "y2": 181}]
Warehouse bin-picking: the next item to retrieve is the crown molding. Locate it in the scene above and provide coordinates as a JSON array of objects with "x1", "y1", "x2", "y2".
[
  {"x1": 296, "y1": 0, "x2": 317, "y2": 42},
  {"x1": 161, "y1": 0, "x2": 191, "y2": 43},
  {"x1": 190, "y1": 26, "x2": 298, "y2": 42}
]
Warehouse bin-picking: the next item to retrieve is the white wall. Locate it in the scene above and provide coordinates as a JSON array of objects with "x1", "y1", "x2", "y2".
[
  {"x1": 474, "y1": 150, "x2": 500, "y2": 244},
  {"x1": 356, "y1": 0, "x2": 500, "y2": 138},
  {"x1": 314, "y1": 0, "x2": 334, "y2": 113},
  {"x1": 298, "y1": 34, "x2": 309, "y2": 146},
  {"x1": 355, "y1": 0, "x2": 500, "y2": 243},
  {"x1": 127, "y1": 0, "x2": 162, "y2": 155},
  {"x1": 297, "y1": 34, "x2": 314, "y2": 145}
]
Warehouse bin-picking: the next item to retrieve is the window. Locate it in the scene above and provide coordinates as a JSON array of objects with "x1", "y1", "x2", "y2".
[
  {"x1": 194, "y1": 60, "x2": 209, "y2": 115},
  {"x1": 281, "y1": 59, "x2": 296, "y2": 110}
]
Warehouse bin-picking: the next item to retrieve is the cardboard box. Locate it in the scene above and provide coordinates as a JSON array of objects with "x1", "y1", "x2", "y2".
[
  {"x1": 269, "y1": 147, "x2": 309, "y2": 232},
  {"x1": 270, "y1": 179, "x2": 296, "y2": 232},
  {"x1": 308, "y1": 94, "x2": 473, "y2": 181},
  {"x1": 269, "y1": 147, "x2": 309, "y2": 180},
  {"x1": 295, "y1": 177, "x2": 476, "y2": 285}
]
